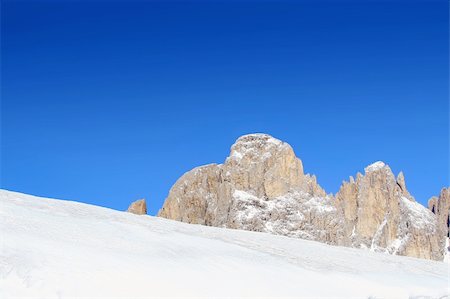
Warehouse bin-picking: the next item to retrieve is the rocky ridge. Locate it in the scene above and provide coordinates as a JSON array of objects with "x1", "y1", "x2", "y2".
[
  {"x1": 158, "y1": 133, "x2": 446, "y2": 261},
  {"x1": 335, "y1": 162, "x2": 442, "y2": 260}
]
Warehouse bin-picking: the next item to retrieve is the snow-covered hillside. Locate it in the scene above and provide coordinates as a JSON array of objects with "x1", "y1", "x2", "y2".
[{"x1": 0, "y1": 190, "x2": 448, "y2": 298}]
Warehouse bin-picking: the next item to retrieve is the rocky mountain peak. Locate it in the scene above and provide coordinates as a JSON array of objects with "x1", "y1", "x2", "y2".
[
  {"x1": 335, "y1": 161, "x2": 443, "y2": 260},
  {"x1": 158, "y1": 133, "x2": 445, "y2": 261},
  {"x1": 361, "y1": 161, "x2": 398, "y2": 188},
  {"x1": 224, "y1": 133, "x2": 305, "y2": 199},
  {"x1": 357, "y1": 161, "x2": 412, "y2": 200},
  {"x1": 226, "y1": 134, "x2": 297, "y2": 166},
  {"x1": 159, "y1": 133, "x2": 328, "y2": 229},
  {"x1": 364, "y1": 161, "x2": 387, "y2": 173},
  {"x1": 230, "y1": 133, "x2": 284, "y2": 156}
]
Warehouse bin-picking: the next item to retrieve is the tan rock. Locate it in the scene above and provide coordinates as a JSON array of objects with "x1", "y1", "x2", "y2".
[
  {"x1": 428, "y1": 188, "x2": 450, "y2": 238},
  {"x1": 335, "y1": 162, "x2": 444, "y2": 260},
  {"x1": 428, "y1": 196, "x2": 438, "y2": 213},
  {"x1": 159, "y1": 133, "x2": 341, "y2": 244},
  {"x1": 158, "y1": 134, "x2": 444, "y2": 261},
  {"x1": 224, "y1": 134, "x2": 305, "y2": 199},
  {"x1": 396, "y1": 172, "x2": 406, "y2": 193},
  {"x1": 158, "y1": 164, "x2": 229, "y2": 225},
  {"x1": 127, "y1": 199, "x2": 147, "y2": 215}
]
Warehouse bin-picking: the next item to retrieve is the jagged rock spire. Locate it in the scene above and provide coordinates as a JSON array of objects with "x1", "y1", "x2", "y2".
[
  {"x1": 335, "y1": 162, "x2": 443, "y2": 260},
  {"x1": 429, "y1": 188, "x2": 450, "y2": 238}
]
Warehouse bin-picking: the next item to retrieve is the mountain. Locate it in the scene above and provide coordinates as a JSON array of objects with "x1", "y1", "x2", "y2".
[
  {"x1": 335, "y1": 162, "x2": 443, "y2": 260},
  {"x1": 159, "y1": 133, "x2": 446, "y2": 261},
  {"x1": 0, "y1": 189, "x2": 448, "y2": 298}
]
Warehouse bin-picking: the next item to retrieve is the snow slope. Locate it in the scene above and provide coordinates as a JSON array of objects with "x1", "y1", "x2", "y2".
[{"x1": 0, "y1": 190, "x2": 448, "y2": 298}]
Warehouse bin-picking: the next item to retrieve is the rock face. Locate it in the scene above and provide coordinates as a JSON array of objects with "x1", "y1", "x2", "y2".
[
  {"x1": 127, "y1": 199, "x2": 147, "y2": 215},
  {"x1": 335, "y1": 162, "x2": 444, "y2": 260},
  {"x1": 428, "y1": 188, "x2": 450, "y2": 238},
  {"x1": 159, "y1": 134, "x2": 342, "y2": 244},
  {"x1": 158, "y1": 133, "x2": 444, "y2": 260}
]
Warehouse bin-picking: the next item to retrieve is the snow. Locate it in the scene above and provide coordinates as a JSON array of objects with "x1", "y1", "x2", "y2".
[
  {"x1": 364, "y1": 161, "x2": 386, "y2": 172},
  {"x1": 369, "y1": 220, "x2": 409, "y2": 255},
  {"x1": 400, "y1": 196, "x2": 436, "y2": 229},
  {"x1": 371, "y1": 218, "x2": 388, "y2": 251},
  {"x1": 444, "y1": 238, "x2": 450, "y2": 263},
  {"x1": 228, "y1": 133, "x2": 284, "y2": 162},
  {"x1": 236, "y1": 133, "x2": 282, "y2": 146},
  {"x1": 230, "y1": 149, "x2": 243, "y2": 160},
  {"x1": 388, "y1": 236, "x2": 410, "y2": 255},
  {"x1": 232, "y1": 189, "x2": 262, "y2": 219},
  {"x1": 233, "y1": 189, "x2": 259, "y2": 201},
  {"x1": 231, "y1": 190, "x2": 311, "y2": 237},
  {"x1": 1, "y1": 189, "x2": 449, "y2": 298},
  {"x1": 265, "y1": 136, "x2": 282, "y2": 146},
  {"x1": 304, "y1": 196, "x2": 335, "y2": 213}
]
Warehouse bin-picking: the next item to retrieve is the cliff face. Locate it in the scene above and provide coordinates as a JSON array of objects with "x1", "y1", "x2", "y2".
[
  {"x1": 158, "y1": 134, "x2": 342, "y2": 244},
  {"x1": 335, "y1": 162, "x2": 443, "y2": 260},
  {"x1": 429, "y1": 188, "x2": 450, "y2": 239},
  {"x1": 158, "y1": 133, "x2": 445, "y2": 260}
]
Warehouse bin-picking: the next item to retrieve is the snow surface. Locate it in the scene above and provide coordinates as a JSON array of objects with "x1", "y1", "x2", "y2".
[
  {"x1": 401, "y1": 196, "x2": 436, "y2": 229},
  {"x1": 1, "y1": 189, "x2": 449, "y2": 298},
  {"x1": 445, "y1": 238, "x2": 450, "y2": 263},
  {"x1": 364, "y1": 161, "x2": 386, "y2": 173}
]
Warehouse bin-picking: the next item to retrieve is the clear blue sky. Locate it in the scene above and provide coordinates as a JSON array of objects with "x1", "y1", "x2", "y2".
[{"x1": 1, "y1": 0, "x2": 448, "y2": 215}]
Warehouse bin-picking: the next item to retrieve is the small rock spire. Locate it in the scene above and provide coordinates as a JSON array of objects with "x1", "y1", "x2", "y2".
[
  {"x1": 127, "y1": 199, "x2": 147, "y2": 215},
  {"x1": 396, "y1": 171, "x2": 406, "y2": 192}
]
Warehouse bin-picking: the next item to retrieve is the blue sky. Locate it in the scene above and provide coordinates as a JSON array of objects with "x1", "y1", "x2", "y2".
[{"x1": 1, "y1": 0, "x2": 448, "y2": 214}]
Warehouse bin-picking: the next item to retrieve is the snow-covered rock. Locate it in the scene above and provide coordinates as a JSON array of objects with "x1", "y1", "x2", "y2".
[
  {"x1": 0, "y1": 189, "x2": 448, "y2": 298},
  {"x1": 159, "y1": 133, "x2": 445, "y2": 261},
  {"x1": 335, "y1": 164, "x2": 444, "y2": 260},
  {"x1": 364, "y1": 161, "x2": 386, "y2": 172},
  {"x1": 158, "y1": 134, "x2": 341, "y2": 245}
]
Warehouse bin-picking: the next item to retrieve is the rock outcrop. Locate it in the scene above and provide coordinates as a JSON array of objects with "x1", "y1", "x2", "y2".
[
  {"x1": 127, "y1": 199, "x2": 147, "y2": 215},
  {"x1": 428, "y1": 188, "x2": 450, "y2": 238},
  {"x1": 335, "y1": 162, "x2": 444, "y2": 260},
  {"x1": 159, "y1": 134, "x2": 343, "y2": 244},
  {"x1": 158, "y1": 133, "x2": 444, "y2": 260}
]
